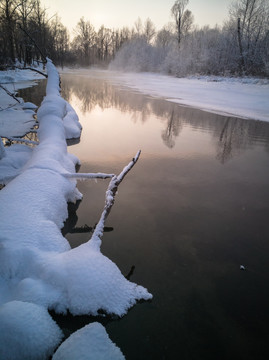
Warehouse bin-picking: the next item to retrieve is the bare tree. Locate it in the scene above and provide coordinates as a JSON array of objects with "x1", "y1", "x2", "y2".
[
  {"x1": 73, "y1": 17, "x2": 96, "y2": 66},
  {"x1": 143, "y1": 18, "x2": 156, "y2": 43},
  {"x1": 0, "y1": 0, "x2": 20, "y2": 63},
  {"x1": 134, "y1": 17, "x2": 143, "y2": 36},
  {"x1": 171, "y1": 0, "x2": 191, "y2": 47},
  {"x1": 156, "y1": 26, "x2": 173, "y2": 48},
  {"x1": 229, "y1": 0, "x2": 269, "y2": 74},
  {"x1": 181, "y1": 9, "x2": 194, "y2": 37}
]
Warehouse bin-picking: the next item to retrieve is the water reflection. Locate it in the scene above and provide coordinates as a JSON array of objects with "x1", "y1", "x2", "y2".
[
  {"x1": 19, "y1": 72, "x2": 269, "y2": 360},
  {"x1": 161, "y1": 109, "x2": 183, "y2": 148},
  {"x1": 61, "y1": 71, "x2": 269, "y2": 162},
  {"x1": 61, "y1": 200, "x2": 113, "y2": 238}
]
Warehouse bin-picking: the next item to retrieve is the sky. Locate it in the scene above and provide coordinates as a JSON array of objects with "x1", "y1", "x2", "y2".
[{"x1": 42, "y1": 0, "x2": 232, "y2": 34}]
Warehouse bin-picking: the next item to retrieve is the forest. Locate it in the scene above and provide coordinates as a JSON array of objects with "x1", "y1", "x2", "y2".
[{"x1": 0, "y1": 0, "x2": 269, "y2": 76}]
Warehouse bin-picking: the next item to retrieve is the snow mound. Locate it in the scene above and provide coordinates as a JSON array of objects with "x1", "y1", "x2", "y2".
[
  {"x1": 22, "y1": 102, "x2": 38, "y2": 110},
  {"x1": 0, "y1": 144, "x2": 32, "y2": 184},
  {"x1": 43, "y1": 241, "x2": 152, "y2": 316},
  {"x1": 53, "y1": 322, "x2": 125, "y2": 360},
  {"x1": 0, "y1": 301, "x2": 63, "y2": 360},
  {"x1": 63, "y1": 101, "x2": 82, "y2": 139}
]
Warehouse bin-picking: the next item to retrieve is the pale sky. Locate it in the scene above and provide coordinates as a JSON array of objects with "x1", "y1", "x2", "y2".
[{"x1": 42, "y1": 0, "x2": 232, "y2": 34}]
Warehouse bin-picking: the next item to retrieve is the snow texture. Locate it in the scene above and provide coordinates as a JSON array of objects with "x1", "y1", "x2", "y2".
[
  {"x1": 0, "y1": 67, "x2": 42, "y2": 138},
  {"x1": 111, "y1": 72, "x2": 269, "y2": 122},
  {"x1": 0, "y1": 107, "x2": 36, "y2": 137},
  {"x1": 0, "y1": 301, "x2": 63, "y2": 360},
  {"x1": 0, "y1": 60, "x2": 152, "y2": 358},
  {"x1": 53, "y1": 322, "x2": 125, "y2": 360}
]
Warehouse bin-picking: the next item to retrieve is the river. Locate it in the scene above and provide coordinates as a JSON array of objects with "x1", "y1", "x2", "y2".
[{"x1": 19, "y1": 70, "x2": 269, "y2": 360}]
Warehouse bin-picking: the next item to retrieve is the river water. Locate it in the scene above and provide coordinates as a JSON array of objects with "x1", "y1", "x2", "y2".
[{"x1": 20, "y1": 71, "x2": 269, "y2": 360}]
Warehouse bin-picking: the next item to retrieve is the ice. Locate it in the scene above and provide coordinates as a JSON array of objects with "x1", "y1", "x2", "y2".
[
  {"x1": 0, "y1": 301, "x2": 63, "y2": 360},
  {"x1": 53, "y1": 322, "x2": 125, "y2": 360}
]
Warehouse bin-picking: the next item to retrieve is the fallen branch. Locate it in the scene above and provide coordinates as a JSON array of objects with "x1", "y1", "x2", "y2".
[
  {"x1": 4, "y1": 136, "x2": 39, "y2": 145},
  {"x1": 0, "y1": 84, "x2": 21, "y2": 103},
  {"x1": 89, "y1": 150, "x2": 141, "y2": 246},
  {"x1": 15, "y1": 66, "x2": 48, "y2": 78}
]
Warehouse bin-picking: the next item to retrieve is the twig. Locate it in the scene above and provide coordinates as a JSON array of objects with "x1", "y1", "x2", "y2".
[
  {"x1": 63, "y1": 172, "x2": 115, "y2": 180},
  {"x1": 0, "y1": 84, "x2": 21, "y2": 103},
  {"x1": 5, "y1": 136, "x2": 39, "y2": 145}
]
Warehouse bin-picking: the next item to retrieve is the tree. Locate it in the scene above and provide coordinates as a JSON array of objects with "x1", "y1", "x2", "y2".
[
  {"x1": 0, "y1": 0, "x2": 19, "y2": 63},
  {"x1": 228, "y1": 0, "x2": 269, "y2": 74},
  {"x1": 72, "y1": 17, "x2": 96, "y2": 66},
  {"x1": 134, "y1": 17, "x2": 142, "y2": 36},
  {"x1": 143, "y1": 18, "x2": 156, "y2": 43},
  {"x1": 171, "y1": 0, "x2": 193, "y2": 47},
  {"x1": 17, "y1": 0, "x2": 36, "y2": 65},
  {"x1": 156, "y1": 26, "x2": 173, "y2": 49}
]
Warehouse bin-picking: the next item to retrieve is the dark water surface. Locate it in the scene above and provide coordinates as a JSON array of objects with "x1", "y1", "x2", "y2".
[{"x1": 20, "y1": 71, "x2": 269, "y2": 360}]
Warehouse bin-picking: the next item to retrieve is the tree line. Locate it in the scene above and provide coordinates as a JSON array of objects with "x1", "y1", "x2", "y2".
[
  {"x1": 111, "y1": 0, "x2": 269, "y2": 77},
  {"x1": 0, "y1": 0, "x2": 268, "y2": 76}
]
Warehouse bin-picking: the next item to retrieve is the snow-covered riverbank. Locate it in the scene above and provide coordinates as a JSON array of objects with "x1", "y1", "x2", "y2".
[
  {"x1": 61, "y1": 68, "x2": 269, "y2": 122},
  {"x1": 0, "y1": 63, "x2": 151, "y2": 359}
]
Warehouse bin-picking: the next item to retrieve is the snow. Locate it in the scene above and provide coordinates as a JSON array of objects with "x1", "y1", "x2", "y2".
[
  {"x1": 0, "y1": 61, "x2": 152, "y2": 358},
  {"x1": 61, "y1": 68, "x2": 269, "y2": 122},
  {"x1": 0, "y1": 67, "x2": 43, "y2": 138},
  {"x1": 53, "y1": 322, "x2": 125, "y2": 360},
  {"x1": 110, "y1": 72, "x2": 269, "y2": 122},
  {"x1": 0, "y1": 107, "x2": 36, "y2": 137},
  {"x1": 0, "y1": 144, "x2": 32, "y2": 185},
  {"x1": 0, "y1": 66, "x2": 45, "y2": 85},
  {"x1": 0, "y1": 301, "x2": 63, "y2": 360}
]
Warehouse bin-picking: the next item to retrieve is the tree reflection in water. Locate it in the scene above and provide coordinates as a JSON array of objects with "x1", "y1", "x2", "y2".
[{"x1": 60, "y1": 71, "x2": 269, "y2": 163}]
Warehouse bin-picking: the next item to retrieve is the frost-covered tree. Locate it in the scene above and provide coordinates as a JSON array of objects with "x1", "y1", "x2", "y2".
[
  {"x1": 143, "y1": 18, "x2": 156, "y2": 44},
  {"x1": 227, "y1": 0, "x2": 269, "y2": 74},
  {"x1": 171, "y1": 0, "x2": 193, "y2": 47}
]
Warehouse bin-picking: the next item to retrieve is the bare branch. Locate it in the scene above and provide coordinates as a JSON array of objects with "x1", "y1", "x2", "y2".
[
  {"x1": 89, "y1": 150, "x2": 141, "y2": 247},
  {"x1": 0, "y1": 84, "x2": 21, "y2": 103},
  {"x1": 63, "y1": 172, "x2": 115, "y2": 180},
  {"x1": 4, "y1": 136, "x2": 39, "y2": 145},
  {"x1": 15, "y1": 66, "x2": 48, "y2": 78}
]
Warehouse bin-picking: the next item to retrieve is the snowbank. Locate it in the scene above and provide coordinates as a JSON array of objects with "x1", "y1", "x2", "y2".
[
  {"x1": 53, "y1": 322, "x2": 125, "y2": 360},
  {"x1": 109, "y1": 71, "x2": 269, "y2": 122},
  {"x1": 61, "y1": 68, "x2": 269, "y2": 122},
  {"x1": 0, "y1": 60, "x2": 152, "y2": 358},
  {"x1": 0, "y1": 65, "x2": 45, "y2": 139},
  {"x1": 0, "y1": 66, "x2": 45, "y2": 85}
]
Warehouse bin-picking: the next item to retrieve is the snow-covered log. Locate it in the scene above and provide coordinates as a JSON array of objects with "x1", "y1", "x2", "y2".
[{"x1": 0, "y1": 59, "x2": 151, "y2": 358}]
